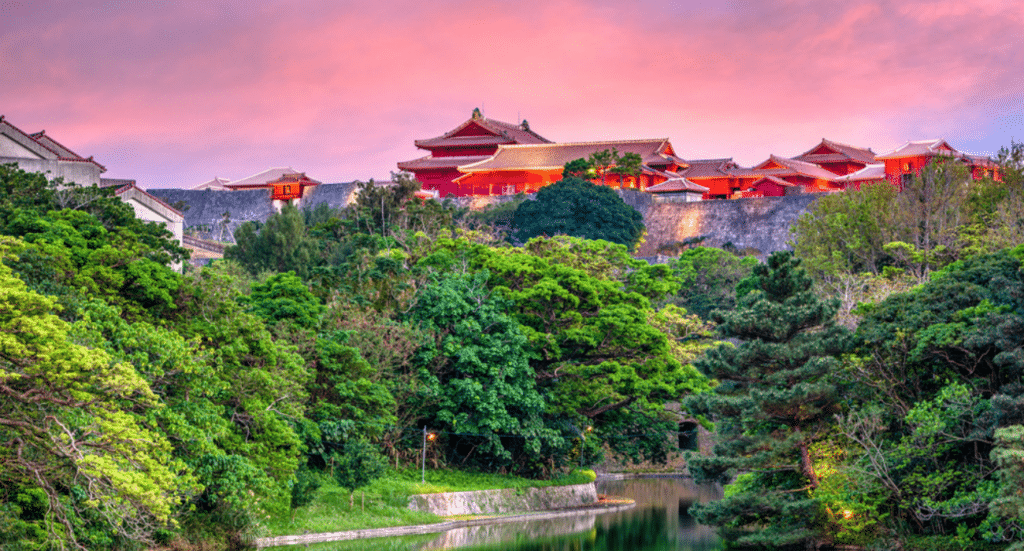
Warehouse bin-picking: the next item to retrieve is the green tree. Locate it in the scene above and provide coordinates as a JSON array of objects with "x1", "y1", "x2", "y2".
[
  {"x1": 666, "y1": 246, "x2": 758, "y2": 320},
  {"x1": 989, "y1": 425, "x2": 1024, "y2": 547},
  {"x1": 246, "y1": 271, "x2": 325, "y2": 330},
  {"x1": 511, "y1": 177, "x2": 645, "y2": 248},
  {"x1": 407, "y1": 271, "x2": 556, "y2": 473},
  {"x1": 173, "y1": 262, "x2": 312, "y2": 517},
  {"x1": 0, "y1": 237, "x2": 194, "y2": 549},
  {"x1": 609, "y1": 152, "x2": 643, "y2": 188},
  {"x1": 422, "y1": 235, "x2": 712, "y2": 468},
  {"x1": 791, "y1": 181, "x2": 900, "y2": 279},
  {"x1": 835, "y1": 248, "x2": 1024, "y2": 545},
  {"x1": 227, "y1": 202, "x2": 319, "y2": 279},
  {"x1": 588, "y1": 148, "x2": 619, "y2": 183},
  {"x1": 682, "y1": 251, "x2": 851, "y2": 548},
  {"x1": 562, "y1": 158, "x2": 593, "y2": 180}
]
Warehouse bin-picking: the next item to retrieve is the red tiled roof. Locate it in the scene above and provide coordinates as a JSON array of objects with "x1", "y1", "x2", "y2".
[
  {"x1": 415, "y1": 114, "x2": 551, "y2": 149},
  {"x1": 267, "y1": 173, "x2": 321, "y2": 185},
  {"x1": 646, "y1": 177, "x2": 709, "y2": 193},
  {"x1": 397, "y1": 154, "x2": 493, "y2": 171},
  {"x1": 679, "y1": 158, "x2": 740, "y2": 179},
  {"x1": 749, "y1": 175, "x2": 799, "y2": 189},
  {"x1": 834, "y1": 164, "x2": 886, "y2": 182},
  {"x1": 458, "y1": 139, "x2": 680, "y2": 172},
  {"x1": 415, "y1": 134, "x2": 525, "y2": 149},
  {"x1": 794, "y1": 139, "x2": 876, "y2": 164},
  {"x1": 875, "y1": 139, "x2": 955, "y2": 160},
  {"x1": 749, "y1": 155, "x2": 838, "y2": 180}
]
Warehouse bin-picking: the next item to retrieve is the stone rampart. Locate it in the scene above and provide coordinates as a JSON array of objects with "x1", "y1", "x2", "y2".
[
  {"x1": 149, "y1": 182, "x2": 361, "y2": 242},
  {"x1": 149, "y1": 184, "x2": 819, "y2": 255},
  {"x1": 636, "y1": 194, "x2": 821, "y2": 257},
  {"x1": 407, "y1": 482, "x2": 597, "y2": 516}
]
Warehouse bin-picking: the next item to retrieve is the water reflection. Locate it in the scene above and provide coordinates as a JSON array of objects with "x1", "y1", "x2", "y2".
[{"x1": 291, "y1": 477, "x2": 723, "y2": 551}]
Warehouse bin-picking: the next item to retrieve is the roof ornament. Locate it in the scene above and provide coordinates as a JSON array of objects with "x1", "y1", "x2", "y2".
[
  {"x1": 521, "y1": 119, "x2": 530, "y2": 131},
  {"x1": 472, "y1": 107, "x2": 482, "y2": 119}
]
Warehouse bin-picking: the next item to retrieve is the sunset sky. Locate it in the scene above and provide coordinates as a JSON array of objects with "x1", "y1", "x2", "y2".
[{"x1": 2, "y1": 0, "x2": 1022, "y2": 189}]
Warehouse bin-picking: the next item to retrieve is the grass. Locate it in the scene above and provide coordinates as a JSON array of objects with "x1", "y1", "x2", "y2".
[{"x1": 263, "y1": 467, "x2": 595, "y2": 537}]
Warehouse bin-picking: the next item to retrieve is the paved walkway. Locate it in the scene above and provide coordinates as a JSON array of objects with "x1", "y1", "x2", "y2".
[{"x1": 254, "y1": 500, "x2": 635, "y2": 548}]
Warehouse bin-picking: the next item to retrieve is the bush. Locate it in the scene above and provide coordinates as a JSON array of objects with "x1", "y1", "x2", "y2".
[
  {"x1": 331, "y1": 440, "x2": 387, "y2": 492},
  {"x1": 291, "y1": 466, "x2": 322, "y2": 509}
]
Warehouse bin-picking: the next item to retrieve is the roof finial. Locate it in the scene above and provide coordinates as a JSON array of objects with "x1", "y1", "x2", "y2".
[
  {"x1": 472, "y1": 107, "x2": 482, "y2": 119},
  {"x1": 521, "y1": 119, "x2": 530, "y2": 131}
]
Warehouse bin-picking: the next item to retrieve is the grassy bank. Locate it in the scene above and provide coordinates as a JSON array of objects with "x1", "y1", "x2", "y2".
[{"x1": 263, "y1": 468, "x2": 595, "y2": 537}]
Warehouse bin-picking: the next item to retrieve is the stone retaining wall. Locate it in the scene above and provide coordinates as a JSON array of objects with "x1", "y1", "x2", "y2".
[
  {"x1": 255, "y1": 499, "x2": 633, "y2": 548},
  {"x1": 407, "y1": 482, "x2": 598, "y2": 516}
]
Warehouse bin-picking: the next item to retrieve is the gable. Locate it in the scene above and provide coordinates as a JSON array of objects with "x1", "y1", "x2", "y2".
[
  {"x1": 659, "y1": 141, "x2": 676, "y2": 158},
  {"x1": 0, "y1": 132, "x2": 45, "y2": 159},
  {"x1": 805, "y1": 142, "x2": 836, "y2": 156},
  {"x1": 756, "y1": 158, "x2": 786, "y2": 170},
  {"x1": 452, "y1": 120, "x2": 499, "y2": 138}
]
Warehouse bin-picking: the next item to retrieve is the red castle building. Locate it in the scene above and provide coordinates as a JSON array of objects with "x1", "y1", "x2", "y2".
[
  {"x1": 875, "y1": 139, "x2": 999, "y2": 187},
  {"x1": 397, "y1": 108, "x2": 551, "y2": 197},
  {"x1": 399, "y1": 111, "x2": 998, "y2": 200},
  {"x1": 398, "y1": 109, "x2": 691, "y2": 197}
]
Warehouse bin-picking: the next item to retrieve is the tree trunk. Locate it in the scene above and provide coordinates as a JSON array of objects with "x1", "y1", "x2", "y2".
[{"x1": 799, "y1": 441, "x2": 819, "y2": 489}]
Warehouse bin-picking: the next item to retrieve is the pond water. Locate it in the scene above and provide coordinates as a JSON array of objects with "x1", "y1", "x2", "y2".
[{"x1": 289, "y1": 476, "x2": 724, "y2": 551}]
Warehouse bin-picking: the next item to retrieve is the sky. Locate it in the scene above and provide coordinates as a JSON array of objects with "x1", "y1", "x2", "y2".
[{"x1": 2, "y1": 0, "x2": 1023, "y2": 189}]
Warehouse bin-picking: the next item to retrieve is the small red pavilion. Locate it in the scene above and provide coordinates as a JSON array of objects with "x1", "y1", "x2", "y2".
[{"x1": 224, "y1": 172, "x2": 321, "y2": 201}]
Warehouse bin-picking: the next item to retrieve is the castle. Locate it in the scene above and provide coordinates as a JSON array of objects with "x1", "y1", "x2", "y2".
[{"x1": 397, "y1": 110, "x2": 1000, "y2": 200}]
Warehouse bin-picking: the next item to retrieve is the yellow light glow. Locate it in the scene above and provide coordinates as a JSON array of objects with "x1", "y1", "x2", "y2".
[{"x1": 427, "y1": 433, "x2": 437, "y2": 441}]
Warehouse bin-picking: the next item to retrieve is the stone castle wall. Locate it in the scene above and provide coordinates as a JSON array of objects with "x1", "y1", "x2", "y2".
[
  {"x1": 149, "y1": 182, "x2": 362, "y2": 242},
  {"x1": 635, "y1": 194, "x2": 821, "y2": 257},
  {"x1": 150, "y1": 185, "x2": 820, "y2": 255}
]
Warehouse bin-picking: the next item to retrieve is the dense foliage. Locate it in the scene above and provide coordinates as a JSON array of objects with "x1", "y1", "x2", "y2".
[
  {"x1": 5, "y1": 144, "x2": 1024, "y2": 550},
  {"x1": 511, "y1": 177, "x2": 645, "y2": 248},
  {"x1": 0, "y1": 165, "x2": 711, "y2": 549}
]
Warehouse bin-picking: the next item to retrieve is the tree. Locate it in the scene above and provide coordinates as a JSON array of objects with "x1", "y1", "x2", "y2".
[
  {"x1": 833, "y1": 247, "x2": 1024, "y2": 545},
  {"x1": 666, "y1": 246, "x2": 758, "y2": 320},
  {"x1": 407, "y1": 271, "x2": 556, "y2": 473},
  {"x1": 227, "y1": 203, "x2": 318, "y2": 279},
  {"x1": 609, "y1": 152, "x2": 643, "y2": 188},
  {"x1": 562, "y1": 158, "x2": 593, "y2": 180},
  {"x1": 511, "y1": 177, "x2": 645, "y2": 248},
  {"x1": 791, "y1": 181, "x2": 900, "y2": 279},
  {"x1": 682, "y1": 251, "x2": 851, "y2": 548},
  {"x1": 0, "y1": 237, "x2": 194, "y2": 549},
  {"x1": 890, "y1": 158, "x2": 972, "y2": 276},
  {"x1": 245, "y1": 271, "x2": 325, "y2": 330},
  {"x1": 588, "y1": 148, "x2": 619, "y2": 183},
  {"x1": 421, "y1": 235, "x2": 713, "y2": 468}
]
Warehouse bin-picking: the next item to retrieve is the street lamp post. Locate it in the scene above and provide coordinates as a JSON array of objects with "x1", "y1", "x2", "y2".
[{"x1": 421, "y1": 427, "x2": 436, "y2": 483}]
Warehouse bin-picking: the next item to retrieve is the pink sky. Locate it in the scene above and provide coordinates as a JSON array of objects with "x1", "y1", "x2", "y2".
[{"x1": 2, "y1": 0, "x2": 1023, "y2": 188}]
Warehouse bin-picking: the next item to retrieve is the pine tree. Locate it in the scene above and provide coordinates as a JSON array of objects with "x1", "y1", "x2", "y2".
[{"x1": 682, "y1": 251, "x2": 850, "y2": 548}]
